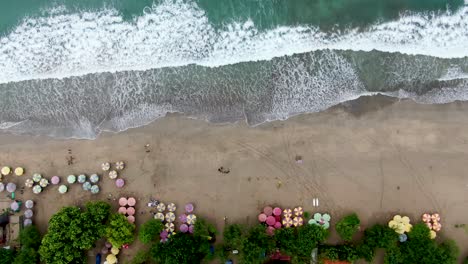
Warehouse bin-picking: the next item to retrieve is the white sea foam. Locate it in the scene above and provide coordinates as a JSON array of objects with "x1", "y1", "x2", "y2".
[{"x1": 0, "y1": 1, "x2": 467, "y2": 84}]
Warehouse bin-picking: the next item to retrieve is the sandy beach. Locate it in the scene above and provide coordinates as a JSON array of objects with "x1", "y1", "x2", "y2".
[{"x1": 1, "y1": 95, "x2": 468, "y2": 262}]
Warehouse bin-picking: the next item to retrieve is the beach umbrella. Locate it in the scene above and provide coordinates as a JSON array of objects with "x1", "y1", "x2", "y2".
[
  {"x1": 115, "y1": 178, "x2": 125, "y2": 188},
  {"x1": 24, "y1": 219, "x2": 32, "y2": 226},
  {"x1": 263, "y1": 206, "x2": 273, "y2": 216},
  {"x1": 108, "y1": 170, "x2": 118, "y2": 179},
  {"x1": 90, "y1": 185, "x2": 100, "y2": 194},
  {"x1": 282, "y1": 218, "x2": 293, "y2": 228},
  {"x1": 1, "y1": 166, "x2": 11, "y2": 175},
  {"x1": 179, "y1": 214, "x2": 187, "y2": 223},
  {"x1": 6, "y1": 183, "x2": 16, "y2": 193},
  {"x1": 78, "y1": 174, "x2": 86, "y2": 183},
  {"x1": 180, "y1": 224, "x2": 189, "y2": 233},
  {"x1": 90, "y1": 174, "x2": 99, "y2": 183},
  {"x1": 24, "y1": 209, "x2": 33, "y2": 219},
  {"x1": 266, "y1": 216, "x2": 276, "y2": 226},
  {"x1": 106, "y1": 254, "x2": 117, "y2": 264},
  {"x1": 165, "y1": 223, "x2": 175, "y2": 232},
  {"x1": 294, "y1": 207, "x2": 303, "y2": 216},
  {"x1": 111, "y1": 247, "x2": 119, "y2": 255},
  {"x1": 273, "y1": 207, "x2": 282, "y2": 216},
  {"x1": 274, "y1": 221, "x2": 282, "y2": 229},
  {"x1": 283, "y1": 208, "x2": 292, "y2": 218},
  {"x1": 266, "y1": 226, "x2": 275, "y2": 236},
  {"x1": 432, "y1": 222, "x2": 442, "y2": 232},
  {"x1": 127, "y1": 215, "x2": 135, "y2": 223},
  {"x1": 82, "y1": 182, "x2": 91, "y2": 191},
  {"x1": 156, "y1": 202, "x2": 166, "y2": 212},
  {"x1": 115, "y1": 161, "x2": 125, "y2": 170},
  {"x1": 430, "y1": 230, "x2": 437, "y2": 239},
  {"x1": 14, "y1": 167, "x2": 24, "y2": 176},
  {"x1": 105, "y1": 242, "x2": 112, "y2": 248},
  {"x1": 127, "y1": 197, "x2": 136, "y2": 207},
  {"x1": 127, "y1": 207, "x2": 135, "y2": 216},
  {"x1": 25, "y1": 200, "x2": 34, "y2": 209},
  {"x1": 32, "y1": 173, "x2": 42, "y2": 182},
  {"x1": 67, "y1": 175, "x2": 76, "y2": 184},
  {"x1": 293, "y1": 217, "x2": 304, "y2": 227},
  {"x1": 24, "y1": 179, "x2": 33, "y2": 188},
  {"x1": 154, "y1": 212, "x2": 165, "y2": 221},
  {"x1": 0, "y1": 183, "x2": 4, "y2": 192},
  {"x1": 258, "y1": 213, "x2": 267, "y2": 222},
  {"x1": 185, "y1": 203, "x2": 194, "y2": 213},
  {"x1": 160, "y1": 230, "x2": 168, "y2": 239},
  {"x1": 33, "y1": 185, "x2": 42, "y2": 194},
  {"x1": 119, "y1": 197, "x2": 128, "y2": 206},
  {"x1": 426, "y1": 222, "x2": 433, "y2": 229},
  {"x1": 187, "y1": 214, "x2": 197, "y2": 225},
  {"x1": 422, "y1": 213, "x2": 431, "y2": 223},
  {"x1": 10, "y1": 201, "x2": 19, "y2": 211},
  {"x1": 51, "y1": 176, "x2": 60, "y2": 185},
  {"x1": 101, "y1": 247, "x2": 109, "y2": 255},
  {"x1": 58, "y1": 185, "x2": 67, "y2": 194},
  {"x1": 167, "y1": 203, "x2": 176, "y2": 212},
  {"x1": 39, "y1": 178, "x2": 49, "y2": 188},
  {"x1": 118, "y1": 207, "x2": 127, "y2": 215},
  {"x1": 165, "y1": 212, "x2": 175, "y2": 222},
  {"x1": 188, "y1": 225, "x2": 194, "y2": 234},
  {"x1": 101, "y1": 162, "x2": 110, "y2": 171},
  {"x1": 399, "y1": 234, "x2": 408, "y2": 242},
  {"x1": 431, "y1": 213, "x2": 440, "y2": 222}
]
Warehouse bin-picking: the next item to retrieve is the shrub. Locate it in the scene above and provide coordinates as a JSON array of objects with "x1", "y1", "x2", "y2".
[
  {"x1": 19, "y1": 225, "x2": 42, "y2": 250},
  {"x1": 320, "y1": 244, "x2": 360, "y2": 262},
  {"x1": 223, "y1": 224, "x2": 245, "y2": 250},
  {"x1": 129, "y1": 249, "x2": 150, "y2": 264},
  {"x1": 106, "y1": 213, "x2": 136, "y2": 248},
  {"x1": 240, "y1": 225, "x2": 275, "y2": 264},
  {"x1": 359, "y1": 224, "x2": 398, "y2": 261},
  {"x1": 139, "y1": 219, "x2": 164, "y2": 244},
  {"x1": 151, "y1": 233, "x2": 210, "y2": 264},
  {"x1": 335, "y1": 213, "x2": 360, "y2": 241},
  {"x1": 0, "y1": 248, "x2": 16, "y2": 264},
  {"x1": 13, "y1": 247, "x2": 38, "y2": 264}
]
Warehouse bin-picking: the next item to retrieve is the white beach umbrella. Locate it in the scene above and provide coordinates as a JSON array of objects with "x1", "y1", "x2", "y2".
[
  {"x1": 6, "y1": 183, "x2": 16, "y2": 193},
  {"x1": 108, "y1": 170, "x2": 117, "y2": 179},
  {"x1": 25, "y1": 200, "x2": 34, "y2": 209},
  {"x1": 78, "y1": 174, "x2": 86, "y2": 183},
  {"x1": 82, "y1": 182, "x2": 92, "y2": 191},
  {"x1": 32, "y1": 185, "x2": 42, "y2": 194},
  {"x1": 90, "y1": 174, "x2": 99, "y2": 183},
  {"x1": 0, "y1": 182, "x2": 4, "y2": 192},
  {"x1": 32, "y1": 173, "x2": 42, "y2": 182},
  {"x1": 115, "y1": 161, "x2": 125, "y2": 170},
  {"x1": 58, "y1": 185, "x2": 68, "y2": 194},
  {"x1": 67, "y1": 175, "x2": 76, "y2": 184},
  {"x1": 25, "y1": 179, "x2": 34, "y2": 188},
  {"x1": 24, "y1": 209, "x2": 33, "y2": 219},
  {"x1": 90, "y1": 185, "x2": 100, "y2": 194},
  {"x1": 39, "y1": 178, "x2": 49, "y2": 188},
  {"x1": 101, "y1": 162, "x2": 110, "y2": 171}
]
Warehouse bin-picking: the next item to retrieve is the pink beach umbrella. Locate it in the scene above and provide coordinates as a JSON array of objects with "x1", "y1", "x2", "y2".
[
  {"x1": 105, "y1": 242, "x2": 112, "y2": 248},
  {"x1": 24, "y1": 219, "x2": 32, "y2": 226},
  {"x1": 274, "y1": 221, "x2": 282, "y2": 229},
  {"x1": 127, "y1": 215, "x2": 135, "y2": 223},
  {"x1": 25, "y1": 200, "x2": 34, "y2": 209},
  {"x1": 24, "y1": 209, "x2": 33, "y2": 219},
  {"x1": 10, "y1": 201, "x2": 19, "y2": 211},
  {"x1": 115, "y1": 178, "x2": 125, "y2": 188},
  {"x1": 127, "y1": 207, "x2": 135, "y2": 216},
  {"x1": 180, "y1": 224, "x2": 189, "y2": 233},
  {"x1": 266, "y1": 226, "x2": 275, "y2": 236},
  {"x1": 188, "y1": 225, "x2": 194, "y2": 234},
  {"x1": 119, "y1": 197, "x2": 128, "y2": 206},
  {"x1": 160, "y1": 230, "x2": 168, "y2": 239},
  {"x1": 258, "y1": 213, "x2": 267, "y2": 222},
  {"x1": 263, "y1": 206, "x2": 273, "y2": 216},
  {"x1": 185, "y1": 203, "x2": 194, "y2": 213},
  {"x1": 118, "y1": 207, "x2": 127, "y2": 215},
  {"x1": 127, "y1": 197, "x2": 136, "y2": 206},
  {"x1": 266, "y1": 216, "x2": 276, "y2": 226},
  {"x1": 51, "y1": 176, "x2": 60, "y2": 185},
  {"x1": 6, "y1": 183, "x2": 16, "y2": 193},
  {"x1": 273, "y1": 207, "x2": 282, "y2": 216},
  {"x1": 179, "y1": 214, "x2": 187, "y2": 223},
  {"x1": 101, "y1": 247, "x2": 109, "y2": 255}
]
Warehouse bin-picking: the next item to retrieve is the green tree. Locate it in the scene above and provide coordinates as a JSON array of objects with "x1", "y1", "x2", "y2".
[
  {"x1": 0, "y1": 248, "x2": 16, "y2": 264},
  {"x1": 19, "y1": 225, "x2": 42, "y2": 250},
  {"x1": 335, "y1": 213, "x2": 360, "y2": 241},
  {"x1": 139, "y1": 219, "x2": 164, "y2": 244},
  {"x1": 128, "y1": 249, "x2": 150, "y2": 264},
  {"x1": 106, "y1": 213, "x2": 135, "y2": 248},
  {"x1": 151, "y1": 233, "x2": 210, "y2": 264},
  {"x1": 359, "y1": 224, "x2": 399, "y2": 262},
  {"x1": 223, "y1": 224, "x2": 245, "y2": 250},
  {"x1": 240, "y1": 225, "x2": 275, "y2": 264},
  {"x1": 13, "y1": 247, "x2": 38, "y2": 264}
]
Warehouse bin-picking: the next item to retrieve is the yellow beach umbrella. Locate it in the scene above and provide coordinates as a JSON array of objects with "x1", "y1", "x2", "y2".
[
  {"x1": 165, "y1": 212, "x2": 176, "y2": 223},
  {"x1": 282, "y1": 217, "x2": 293, "y2": 228},
  {"x1": 165, "y1": 222, "x2": 175, "y2": 232},
  {"x1": 106, "y1": 254, "x2": 117, "y2": 264},
  {"x1": 283, "y1": 208, "x2": 292, "y2": 218},
  {"x1": 1, "y1": 166, "x2": 11, "y2": 176},
  {"x1": 430, "y1": 230, "x2": 437, "y2": 239},
  {"x1": 154, "y1": 212, "x2": 165, "y2": 221},
  {"x1": 14, "y1": 167, "x2": 24, "y2": 176},
  {"x1": 111, "y1": 247, "x2": 119, "y2": 255}
]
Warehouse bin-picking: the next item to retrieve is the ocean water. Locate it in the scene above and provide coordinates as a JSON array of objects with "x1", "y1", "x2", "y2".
[{"x1": 0, "y1": 0, "x2": 467, "y2": 138}]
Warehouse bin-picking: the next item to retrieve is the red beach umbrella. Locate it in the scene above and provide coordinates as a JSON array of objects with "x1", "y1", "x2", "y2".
[
  {"x1": 119, "y1": 197, "x2": 128, "y2": 206},
  {"x1": 127, "y1": 207, "x2": 135, "y2": 216},
  {"x1": 118, "y1": 207, "x2": 127, "y2": 214},
  {"x1": 266, "y1": 226, "x2": 275, "y2": 236},
  {"x1": 127, "y1": 215, "x2": 135, "y2": 223},
  {"x1": 274, "y1": 221, "x2": 282, "y2": 229},
  {"x1": 266, "y1": 216, "x2": 276, "y2": 226},
  {"x1": 127, "y1": 197, "x2": 136, "y2": 206},
  {"x1": 263, "y1": 206, "x2": 273, "y2": 216},
  {"x1": 258, "y1": 213, "x2": 267, "y2": 222},
  {"x1": 273, "y1": 207, "x2": 282, "y2": 216}
]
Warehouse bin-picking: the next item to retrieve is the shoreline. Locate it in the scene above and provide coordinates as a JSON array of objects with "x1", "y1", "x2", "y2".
[{"x1": 1, "y1": 95, "x2": 468, "y2": 262}]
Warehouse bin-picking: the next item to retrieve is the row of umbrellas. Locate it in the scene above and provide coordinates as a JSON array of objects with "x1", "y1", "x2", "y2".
[
  {"x1": 118, "y1": 197, "x2": 136, "y2": 223},
  {"x1": 1, "y1": 166, "x2": 24, "y2": 177},
  {"x1": 102, "y1": 243, "x2": 120, "y2": 264},
  {"x1": 101, "y1": 161, "x2": 125, "y2": 172},
  {"x1": 0, "y1": 182, "x2": 17, "y2": 193},
  {"x1": 258, "y1": 206, "x2": 305, "y2": 231}
]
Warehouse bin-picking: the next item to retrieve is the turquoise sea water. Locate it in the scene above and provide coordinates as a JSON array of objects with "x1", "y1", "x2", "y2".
[{"x1": 0, "y1": 0, "x2": 467, "y2": 138}]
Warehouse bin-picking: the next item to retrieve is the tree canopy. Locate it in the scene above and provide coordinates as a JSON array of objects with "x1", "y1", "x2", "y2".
[
  {"x1": 138, "y1": 219, "x2": 164, "y2": 244},
  {"x1": 335, "y1": 213, "x2": 360, "y2": 241},
  {"x1": 106, "y1": 213, "x2": 135, "y2": 248}
]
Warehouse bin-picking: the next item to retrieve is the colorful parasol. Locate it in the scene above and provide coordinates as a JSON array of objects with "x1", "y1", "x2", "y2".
[
  {"x1": 82, "y1": 182, "x2": 91, "y2": 191},
  {"x1": 127, "y1": 197, "x2": 136, "y2": 206},
  {"x1": 111, "y1": 247, "x2": 119, "y2": 255},
  {"x1": 154, "y1": 212, "x2": 165, "y2": 221},
  {"x1": 1, "y1": 166, "x2": 11, "y2": 175},
  {"x1": 118, "y1": 207, "x2": 127, "y2": 215},
  {"x1": 32, "y1": 173, "x2": 42, "y2": 182},
  {"x1": 179, "y1": 214, "x2": 187, "y2": 223},
  {"x1": 157, "y1": 202, "x2": 166, "y2": 212},
  {"x1": 58, "y1": 185, "x2": 67, "y2": 194},
  {"x1": 160, "y1": 230, "x2": 168, "y2": 239},
  {"x1": 432, "y1": 222, "x2": 442, "y2": 232},
  {"x1": 10, "y1": 201, "x2": 19, "y2": 211},
  {"x1": 273, "y1": 207, "x2": 282, "y2": 216},
  {"x1": 108, "y1": 170, "x2": 118, "y2": 179},
  {"x1": 422, "y1": 213, "x2": 431, "y2": 223},
  {"x1": 115, "y1": 178, "x2": 125, "y2": 188},
  {"x1": 258, "y1": 213, "x2": 267, "y2": 222},
  {"x1": 180, "y1": 224, "x2": 189, "y2": 233},
  {"x1": 24, "y1": 209, "x2": 33, "y2": 218},
  {"x1": 119, "y1": 197, "x2": 128, "y2": 206},
  {"x1": 90, "y1": 185, "x2": 100, "y2": 194},
  {"x1": 24, "y1": 219, "x2": 32, "y2": 226},
  {"x1": 33, "y1": 185, "x2": 42, "y2": 194},
  {"x1": 431, "y1": 213, "x2": 440, "y2": 222},
  {"x1": 67, "y1": 175, "x2": 76, "y2": 184},
  {"x1": 167, "y1": 203, "x2": 176, "y2": 212},
  {"x1": 274, "y1": 221, "x2": 282, "y2": 229},
  {"x1": 426, "y1": 222, "x2": 433, "y2": 229},
  {"x1": 266, "y1": 226, "x2": 275, "y2": 236},
  {"x1": 185, "y1": 203, "x2": 194, "y2": 213},
  {"x1": 106, "y1": 254, "x2": 117, "y2": 264},
  {"x1": 25, "y1": 200, "x2": 34, "y2": 209},
  {"x1": 430, "y1": 230, "x2": 437, "y2": 239},
  {"x1": 14, "y1": 167, "x2": 24, "y2": 176},
  {"x1": 165, "y1": 222, "x2": 175, "y2": 232},
  {"x1": 266, "y1": 216, "x2": 276, "y2": 226},
  {"x1": 78, "y1": 174, "x2": 86, "y2": 183},
  {"x1": 115, "y1": 161, "x2": 125, "y2": 170},
  {"x1": 283, "y1": 208, "x2": 292, "y2": 218},
  {"x1": 51, "y1": 176, "x2": 60, "y2": 185},
  {"x1": 127, "y1": 207, "x2": 135, "y2": 216},
  {"x1": 263, "y1": 206, "x2": 273, "y2": 216},
  {"x1": 127, "y1": 215, "x2": 135, "y2": 223},
  {"x1": 101, "y1": 247, "x2": 108, "y2": 255},
  {"x1": 0, "y1": 183, "x2": 3, "y2": 192},
  {"x1": 282, "y1": 217, "x2": 293, "y2": 228},
  {"x1": 101, "y1": 162, "x2": 111, "y2": 171},
  {"x1": 6, "y1": 182, "x2": 16, "y2": 193},
  {"x1": 188, "y1": 225, "x2": 195, "y2": 234},
  {"x1": 187, "y1": 214, "x2": 197, "y2": 225},
  {"x1": 293, "y1": 216, "x2": 304, "y2": 227},
  {"x1": 39, "y1": 178, "x2": 49, "y2": 187},
  {"x1": 294, "y1": 207, "x2": 303, "y2": 216},
  {"x1": 25, "y1": 179, "x2": 34, "y2": 188},
  {"x1": 90, "y1": 174, "x2": 99, "y2": 183},
  {"x1": 165, "y1": 212, "x2": 176, "y2": 222}
]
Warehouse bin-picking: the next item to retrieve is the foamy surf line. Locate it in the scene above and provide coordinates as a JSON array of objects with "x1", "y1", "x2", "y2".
[{"x1": 0, "y1": 1, "x2": 467, "y2": 84}]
